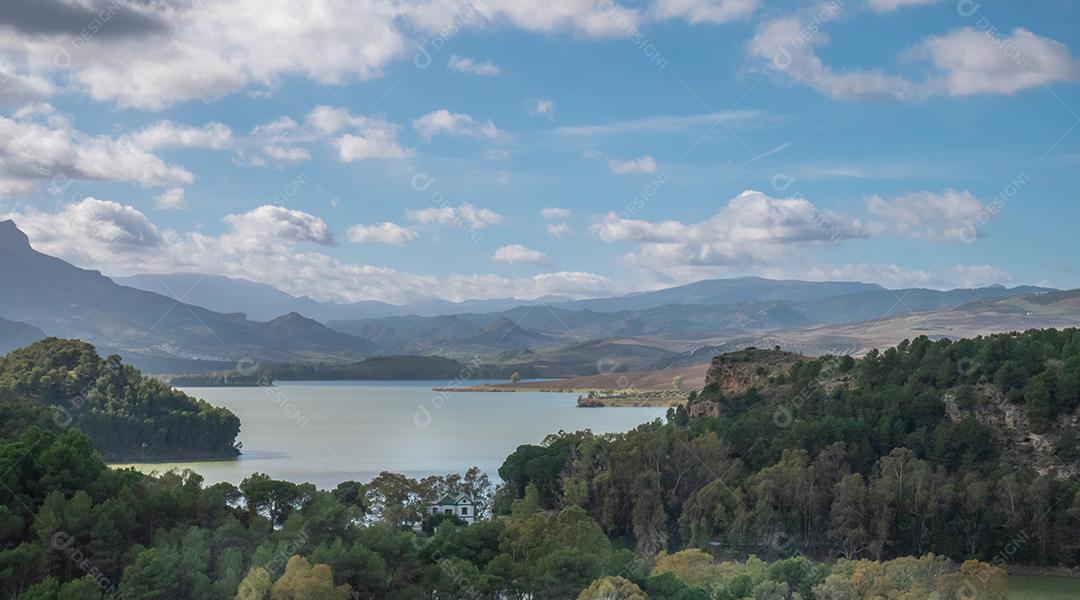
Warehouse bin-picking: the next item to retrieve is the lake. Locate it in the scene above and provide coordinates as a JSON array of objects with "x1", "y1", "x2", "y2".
[{"x1": 112, "y1": 381, "x2": 667, "y2": 488}]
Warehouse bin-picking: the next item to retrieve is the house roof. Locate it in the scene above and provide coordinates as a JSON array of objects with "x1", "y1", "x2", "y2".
[{"x1": 432, "y1": 494, "x2": 474, "y2": 506}]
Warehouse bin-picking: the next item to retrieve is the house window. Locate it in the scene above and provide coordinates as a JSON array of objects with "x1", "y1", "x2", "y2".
[
  {"x1": 444, "y1": 508, "x2": 452, "y2": 515},
  {"x1": 460, "y1": 507, "x2": 468, "y2": 515}
]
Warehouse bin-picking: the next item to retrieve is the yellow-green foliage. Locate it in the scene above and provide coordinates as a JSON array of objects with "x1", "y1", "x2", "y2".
[
  {"x1": 813, "y1": 555, "x2": 1006, "y2": 600},
  {"x1": 652, "y1": 549, "x2": 721, "y2": 588},
  {"x1": 269, "y1": 556, "x2": 351, "y2": 600},
  {"x1": 577, "y1": 576, "x2": 647, "y2": 600}
]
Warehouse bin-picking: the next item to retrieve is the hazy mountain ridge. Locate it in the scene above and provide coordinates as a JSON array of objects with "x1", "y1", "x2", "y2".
[
  {"x1": 0, "y1": 221, "x2": 378, "y2": 371},
  {"x1": 5, "y1": 220, "x2": 1075, "y2": 375},
  {"x1": 0, "y1": 316, "x2": 46, "y2": 356}
]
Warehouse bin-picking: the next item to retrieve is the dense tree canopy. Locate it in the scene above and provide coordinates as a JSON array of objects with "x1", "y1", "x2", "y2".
[{"x1": 0, "y1": 339, "x2": 239, "y2": 460}]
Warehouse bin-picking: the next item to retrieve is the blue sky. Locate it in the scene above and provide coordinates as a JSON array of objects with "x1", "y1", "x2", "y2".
[{"x1": 0, "y1": 0, "x2": 1078, "y2": 303}]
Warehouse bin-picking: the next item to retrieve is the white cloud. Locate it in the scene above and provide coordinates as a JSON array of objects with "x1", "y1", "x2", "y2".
[
  {"x1": 915, "y1": 27, "x2": 1080, "y2": 96},
  {"x1": 406, "y1": 203, "x2": 504, "y2": 229},
  {"x1": 492, "y1": 244, "x2": 551, "y2": 265},
  {"x1": 4, "y1": 198, "x2": 614, "y2": 303},
  {"x1": 547, "y1": 222, "x2": 572, "y2": 238},
  {"x1": 413, "y1": 109, "x2": 502, "y2": 140},
  {"x1": 951, "y1": 264, "x2": 1011, "y2": 288},
  {"x1": 592, "y1": 189, "x2": 867, "y2": 270},
  {"x1": 261, "y1": 145, "x2": 312, "y2": 165},
  {"x1": 866, "y1": 190, "x2": 985, "y2": 241},
  {"x1": 529, "y1": 98, "x2": 556, "y2": 118},
  {"x1": 866, "y1": 0, "x2": 940, "y2": 12},
  {"x1": 749, "y1": 16, "x2": 923, "y2": 101},
  {"x1": 124, "y1": 121, "x2": 233, "y2": 150},
  {"x1": 0, "y1": 63, "x2": 53, "y2": 105},
  {"x1": 0, "y1": 110, "x2": 197, "y2": 195},
  {"x1": 223, "y1": 205, "x2": 337, "y2": 248},
  {"x1": 241, "y1": 107, "x2": 410, "y2": 165},
  {"x1": 750, "y1": 14, "x2": 1078, "y2": 100},
  {"x1": 155, "y1": 188, "x2": 187, "y2": 210},
  {"x1": 347, "y1": 222, "x2": 419, "y2": 244},
  {"x1": 448, "y1": 55, "x2": 500, "y2": 76},
  {"x1": 653, "y1": 0, "x2": 758, "y2": 24},
  {"x1": 609, "y1": 155, "x2": 658, "y2": 174},
  {"x1": 3, "y1": 198, "x2": 164, "y2": 266},
  {"x1": 0, "y1": 0, "x2": 770, "y2": 111},
  {"x1": 309, "y1": 106, "x2": 412, "y2": 161},
  {"x1": 541, "y1": 207, "x2": 572, "y2": 220}
]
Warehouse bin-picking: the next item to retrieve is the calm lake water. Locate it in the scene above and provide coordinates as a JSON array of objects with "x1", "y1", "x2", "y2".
[{"x1": 112, "y1": 381, "x2": 667, "y2": 489}]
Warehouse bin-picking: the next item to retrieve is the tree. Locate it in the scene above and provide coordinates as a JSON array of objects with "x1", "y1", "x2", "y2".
[
  {"x1": 828, "y1": 474, "x2": 869, "y2": 559},
  {"x1": 118, "y1": 549, "x2": 180, "y2": 600},
  {"x1": 270, "y1": 556, "x2": 351, "y2": 600},
  {"x1": 235, "y1": 567, "x2": 272, "y2": 600},
  {"x1": 577, "y1": 576, "x2": 647, "y2": 600},
  {"x1": 652, "y1": 549, "x2": 718, "y2": 588}
]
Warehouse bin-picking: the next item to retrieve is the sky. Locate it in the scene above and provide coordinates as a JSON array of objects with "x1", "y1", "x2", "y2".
[{"x1": 0, "y1": 0, "x2": 1078, "y2": 304}]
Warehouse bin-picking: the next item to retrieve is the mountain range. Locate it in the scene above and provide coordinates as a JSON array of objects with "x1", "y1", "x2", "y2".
[
  {"x1": 2, "y1": 219, "x2": 1078, "y2": 375},
  {"x1": 0, "y1": 220, "x2": 376, "y2": 371}
]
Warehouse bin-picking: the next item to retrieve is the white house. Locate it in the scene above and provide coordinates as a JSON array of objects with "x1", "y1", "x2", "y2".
[{"x1": 428, "y1": 494, "x2": 477, "y2": 524}]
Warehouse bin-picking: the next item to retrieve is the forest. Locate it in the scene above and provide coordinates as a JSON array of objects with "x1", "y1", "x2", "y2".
[
  {"x1": 0, "y1": 339, "x2": 240, "y2": 461},
  {"x1": 499, "y1": 330, "x2": 1080, "y2": 565},
  {"x1": 0, "y1": 330, "x2": 1077, "y2": 598}
]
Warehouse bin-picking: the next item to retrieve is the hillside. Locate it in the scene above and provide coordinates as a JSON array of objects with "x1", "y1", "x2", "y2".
[
  {"x1": 0, "y1": 316, "x2": 45, "y2": 355},
  {"x1": 0, "y1": 220, "x2": 378, "y2": 371},
  {"x1": 0, "y1": 338, "x2": 240, "y2": 460},
  {"x1": 501, "y1": 328, "x2": 1080, "y2": 563},
  {"x1": 739, "y1": 289, "x2": 1080, "y2": 356}
]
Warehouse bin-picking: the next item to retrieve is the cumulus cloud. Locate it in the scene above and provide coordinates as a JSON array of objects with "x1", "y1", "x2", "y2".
[
  {"x1": 0, "y1": 110, "x2": 203, "y2": 195},
  {"x1": 347, "y1": 222, "x2": 419, "y2": 245},
  {"x1": 750, "y1": 12, "x2": 1078, "y2": 100},
  {"x1": 0, "y1": 63, "x2": 53, "y2": 105},
  {"x1": 0, "y1": 0, "x2": 771, "y2": 110},
  {"x1": 310, "y1": 106, "x2": 412, "y2": 161},
  {"x1": 223, "y1": 204, "x2": 337, "y2": 249},
  {"x1": 914, "y1": 27, "x2": 1080, "y2": 96},
  {"x1": 951, "y1": 264, "x2": 1011, "y2": 288},
  {"x1": 239, "y1": 107, "x2": 410, "y2": 166},
  {"x1": 3, "y1": 197, "x2": 164, "y2": 266},
  {"x1": 407, "y1": 203, "x2": 505, "y2": 229},
  {"x1": 592, "y1": 189, "x2": 867, "y2": 270},
  {"x1": 4, "y1": 198, "x2": 613, "y2": 303},
  {"x1": 749, "y1": 15, "x2": 923, "y2": 101},
  {"x1": 448, "y1": 55, "x2": 500, "y2": 76},
  {"x1": 155, "y1": 188, "x2": 187, "y2": 210},
  {"x1": 413, "y1": 109, "x2": 502, "y2": 140},
  {"x1": 609, "y1": 155, "x2": 658, "y2": 174},
  {"x1": 866, "y1": 190, "x2": 985, "y2": 241},
  {"x1": 492, "y1": 244, "x2": 551, "y2": 265}
]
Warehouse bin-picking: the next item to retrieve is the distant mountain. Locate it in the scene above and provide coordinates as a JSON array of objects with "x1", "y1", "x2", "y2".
[
  {"x1": 724, "y1": 289, "x2": 1080, "y2": 356},
  {"x1": 0, "y1": 220, "x2": 377, "y2": 371},
  {"x1": 552, "y1": 277, "x2": 885, "y2": 312},
  {"x1": 115, "y1": 273, "x2": 402, "y2": 322},
  {"x1": 0, "y1": 316, "x2": 46, "y2": 355},
  {"x1": 115, "y1": 272, "x2": 573, "y2": 321}
]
